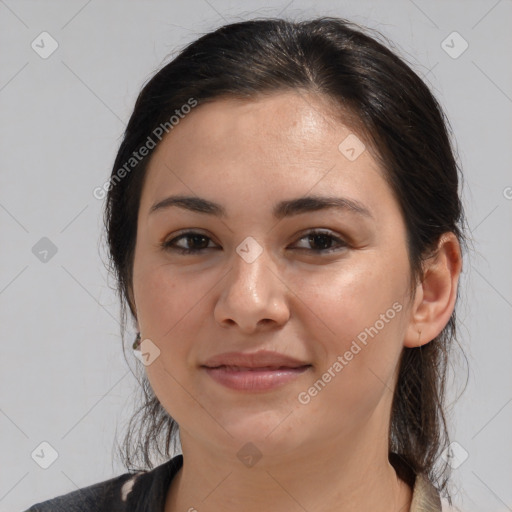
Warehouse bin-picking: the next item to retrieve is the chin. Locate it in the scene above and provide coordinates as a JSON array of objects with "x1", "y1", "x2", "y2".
[{"x1": 219, "y1": 411, "x2": 302, "y2": 449}]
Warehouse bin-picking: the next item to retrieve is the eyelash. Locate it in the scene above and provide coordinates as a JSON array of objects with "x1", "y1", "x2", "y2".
[{"x1": 161, "y1": 230, "x2": 349, "y2": 255}]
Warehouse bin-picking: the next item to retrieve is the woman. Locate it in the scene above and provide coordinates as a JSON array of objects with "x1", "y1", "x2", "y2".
[{"x1": 26, "y1": 16, "x2": 465, "y2": 512}]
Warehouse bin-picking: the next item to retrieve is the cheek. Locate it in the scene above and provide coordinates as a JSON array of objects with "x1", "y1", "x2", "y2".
[
  {"x1": 133, "y1": 263, "x2": 206, "y2": 384},
  {"x1": 136, "y1": 269, "x2": 175, "y2": 331},
  {"x1": 134, "y1": 265, "x2": 211, "y2": 419},
  {"x1": 134, "y1": 262, "x2": 219, "y2": 381},
  {"x1": 295, "y1": 254, "x2": 408, "y2": 348},
  {"x1": 293, "y1": 256, "x2": 408, "y2": 420},
  {"x1": 134, "y1": 262, "x2": 205, "y2": 339}
]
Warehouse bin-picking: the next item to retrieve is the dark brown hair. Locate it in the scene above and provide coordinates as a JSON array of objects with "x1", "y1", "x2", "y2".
[{"x1": 103, "y1": 16, "x2": 467, "y2": 501}]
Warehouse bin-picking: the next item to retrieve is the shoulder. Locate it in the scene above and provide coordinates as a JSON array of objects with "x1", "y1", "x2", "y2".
[
  {"x1": 23, "y1": 471, "x2": 145, "y2": 512},
  {"x1": 23, "y1": 455, "x2": 184, "y2": 512}
]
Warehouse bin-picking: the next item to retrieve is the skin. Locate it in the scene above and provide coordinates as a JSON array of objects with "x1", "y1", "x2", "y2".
[{"x1": 130, "y1": 91, "x2": 461, "y2": 512}]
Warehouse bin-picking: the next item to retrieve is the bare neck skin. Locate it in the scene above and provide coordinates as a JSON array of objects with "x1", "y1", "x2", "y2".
[{"x1": 164, "y1": 403, "x2": 413, "y2": 512}]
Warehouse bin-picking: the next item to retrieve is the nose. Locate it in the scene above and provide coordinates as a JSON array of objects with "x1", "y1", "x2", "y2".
[{"x1": 213, "y1": 242, "x2": 290, "y2": 333}]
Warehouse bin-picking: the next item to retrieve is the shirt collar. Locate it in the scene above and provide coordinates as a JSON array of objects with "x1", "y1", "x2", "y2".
[{"x1": 410, "y1": 472, "x2": 443, "y2": 511}]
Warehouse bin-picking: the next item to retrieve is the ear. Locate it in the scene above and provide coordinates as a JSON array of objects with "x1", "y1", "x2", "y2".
[{"x1": 404, "y1": 232, "x2": 462, "y2": 348}]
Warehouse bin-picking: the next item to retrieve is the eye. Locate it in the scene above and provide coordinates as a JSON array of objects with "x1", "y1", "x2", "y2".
[
  {"x1": 161, "y1": 231, "x2": 218, "y2": 255},
  {"x1": 292, "y1": 229, "x2": 349, "y2": 253},
  {"x1": 161, "y1": 229, "x2": 348, "y2": 255}
]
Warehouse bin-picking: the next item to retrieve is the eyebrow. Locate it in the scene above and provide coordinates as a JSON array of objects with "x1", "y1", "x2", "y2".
[{"x1": 149, "y1": 194, "x2": 373, "y2": 220}]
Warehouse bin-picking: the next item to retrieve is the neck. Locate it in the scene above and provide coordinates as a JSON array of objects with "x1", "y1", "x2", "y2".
[{"x1": 165, "y1": 424, "x2": 413, "y2": 512}]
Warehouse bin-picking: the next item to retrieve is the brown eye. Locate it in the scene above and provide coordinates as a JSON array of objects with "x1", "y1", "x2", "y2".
[
  {"x1": 162, "y1": 231, "x2": 216, "y2": 254},
  {"x1": 292, "y1": 230, "x2": 348, "y2": 253}
]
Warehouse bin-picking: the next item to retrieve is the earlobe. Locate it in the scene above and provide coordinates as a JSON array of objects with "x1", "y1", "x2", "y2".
[{"x1": 404, "y1": 232, "x2": 462, "y2": 348}]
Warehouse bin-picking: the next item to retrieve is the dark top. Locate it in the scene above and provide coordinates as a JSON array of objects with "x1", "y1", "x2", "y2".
[
  {"x1": 24, "y1": 455, "x2": 184, "y2": 512},
  {"x1": 24, "y1": 453, "x2": 442, "y2": 511}
]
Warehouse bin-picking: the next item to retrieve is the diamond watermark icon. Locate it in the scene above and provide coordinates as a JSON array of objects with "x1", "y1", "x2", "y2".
[
  {"x1": 134, "y1": 338, "x2": 161, "y2": 366},
  {"x1": 440, "y1": 441, "x2": 469, "y2": 469},
  {"x1": 31, "y1": 31, "x2": 59, "y2": 59},
  {"x1": 236, "y1": 236, "x2": 263, "y2": 264},
  {"x1": 32, "y1": 237, "x2": 58, "y2": 263},
  {"x1": 31, "y1": 441, "x2": 59, "y2": 469},
  {"x1": 338, "y1": 134, "x2": 366, "y2": 161},
  {"x1": 237, "y1": 442, "x2": 263, "y2": 468},
  {"x1": 441, "y1": 31, "x2": 468, "y2": 59}
]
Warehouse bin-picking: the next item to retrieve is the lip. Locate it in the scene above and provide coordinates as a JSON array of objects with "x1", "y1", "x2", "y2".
[
  {"x1": 203, "y1": 366, "x2": 311, "y2": 391},
  {"x1": 201, "y1": 350, "x2": 309, "y2": 369},
  {"x1": 201, "y1": 350, "x2": 311, "y2": 392}
]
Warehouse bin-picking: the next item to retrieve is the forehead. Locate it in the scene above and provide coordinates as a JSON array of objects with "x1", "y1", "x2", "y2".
[
  {"x1": 160, "y1": 91, "x2": 356, "y2": 156},
  {"x1": 139, "y1": 91, "x2": 390, "y2": 217}
]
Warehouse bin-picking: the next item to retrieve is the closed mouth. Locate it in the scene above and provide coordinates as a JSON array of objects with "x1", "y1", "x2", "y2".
[{"x1": 205, "y1": 365, "x2": 311, "y2": 371}]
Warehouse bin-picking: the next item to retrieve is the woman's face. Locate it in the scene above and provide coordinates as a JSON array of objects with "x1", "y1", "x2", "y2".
[{"x1": 132, "y1": 91, "x2": 415, "y2": 460}]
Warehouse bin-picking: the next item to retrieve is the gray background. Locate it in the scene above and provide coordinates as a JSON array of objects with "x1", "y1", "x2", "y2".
[{"x1": 1, "y1": 1, "x2": 511, "y2": 511}]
